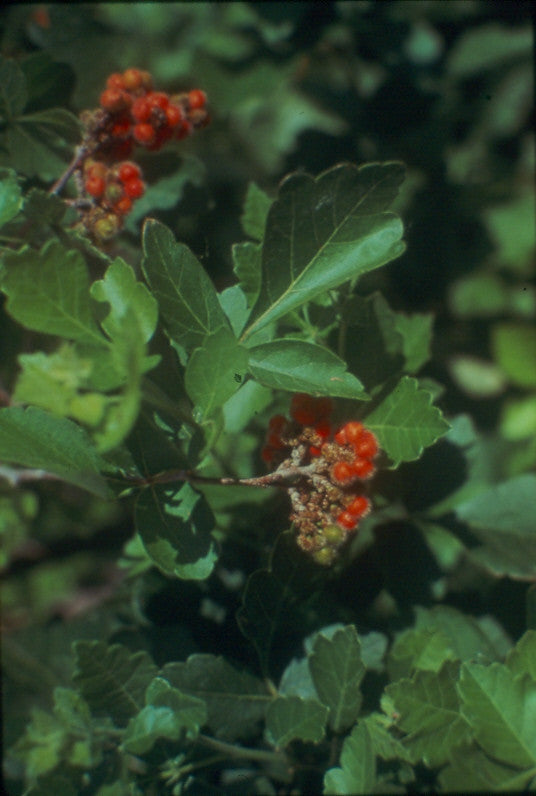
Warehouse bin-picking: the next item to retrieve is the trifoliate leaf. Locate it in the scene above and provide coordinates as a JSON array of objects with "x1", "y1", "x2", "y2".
[
  {"x1": 309, "y1": 625, "x2": 365, "y2": 732},
  {"x1": 266, "y1": 696, "x2": 328, "y2": 747},
  {"x1": 365, "y1": 376, "x2": 450, "y2": 466}
]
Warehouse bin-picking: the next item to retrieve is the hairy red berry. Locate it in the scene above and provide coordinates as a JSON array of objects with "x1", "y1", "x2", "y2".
[
  {"x1": 131, "y1": 96, "x2": 152, "y2": 123},
  {"x1": 309, "y1": 445, "x2": 322, "y2": 457},
  {"x1": 117, "y1": 161, "x2": 141, "y2": 183},
  {"x1": 146, "y1": 91, "x2": 169, "y2": 111},
  {"x1": 347, "y1": 495, "x2": 371, "y2": 517},
  {"x1": 175, "y1": 119, "x2": 192, "y2": 140},
  {"x1": 261, "y1": 445, "x2": 274, "y2": 464},
  {"x1": 315, "y1": 397, "x2": 333, "y2": 419},
  {"x1": 291, "y1": 393, "x2": 317, "y2": 426},
  {"x1": 111, "y1": 115, "x2": 132, "y2": 139},
  {"x1": 85, "y1": 161, "x2": 108, "y2": 180},
  {"x1": 122, "y1": 67, "x2": 144, "y2": 91},
  {"x1": 314, "y1": 419, "x2": 331, "y2": 439},
  {"x1": 332, "y1": 461, "x2": 354, "y2": 484},
  {"x1": 133, "y1": 122, "x2": 156, "y2": 145},
  {"x1": 344, "y1": 421, "x2": 364, "y2": 445},
  {"x1": 188, "y1": 89, "x2": 207, "y2": 110},
  {"x1": 350, "y1": 458, "x2": 374, "y2": 479},
  {"x1": 354, "y1": 430, "x2": 378, "y2": 459},
  {"x1": 165, "y1": 104, "x2": 183, "y2": 127},
  {"x1": 337, "y1": 511, "x2": 358, "y2": 531},
  {"x1": 106, "y1": 73, "x2": 126, "y2": 91},
  {"x1": 269, "y1": 415, "x2": 287, "y2": 433},
  {"x1": 334, "y1": 427, "x2": 347, "y2": 445},
  {"x1": 100, "y1": 88, "x2": 131, "y2": 113},
  {"x1": 123, "y1": 177, "x2": 145, "y2": 199},
  {"x1": 115, "y1": 196, "x2": 132, "y2": 215},
  {"x1": 85, "y1": 175, "x2": 106, "y2": 198}
]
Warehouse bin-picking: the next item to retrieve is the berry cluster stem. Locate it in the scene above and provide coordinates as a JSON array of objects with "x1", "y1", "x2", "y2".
[{"x1": 131, "y1": 463, "x2": 319, "y2": 489}]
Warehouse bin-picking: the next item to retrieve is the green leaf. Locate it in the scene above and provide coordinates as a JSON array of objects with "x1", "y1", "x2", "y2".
[
  {"x1": 309, "y1": 625, "x2": 365, "y2": 732},
  {"x1": 0, "y1": 57, "x2": 28, "y2": 118},
  {"x1": 362, "y1": 712, "x2": 411, "y2": 762},
  {"x1": 185, "y1": 328, "x2": 249, "y2": 420},
  {"x1": 458, "y1": 661, "x2": 536, "y2": 768},
  {"x1": 90, "y1": 258, "x2": 158, "y2": 344},
  {"x1": 141, "y1": 219, "x2": 229, "y2": 355},
  {"x1": 122, "y1": 678, "x2": 207, "y2": 754},
  {"x1": 506, "y1": 631, "x2": 536, "y2": 681},
  {"x1": 242, "y1": 162, "x2": 406, "y2": 340},
  {"x1": 248, "y1": 339, "x2": 367, "y2": 398},
  {"x1": 387, "y1": 627, "x2": 458, "y2": 681},
  {"x1": 414, "y1": 605, "x2": 512, "y2": 664},
  {"x1": 265, "y1": 696, "x2": 328, "y2": 747},
  {"x1": 240, "y1": 182, "x2": 273, "y2": 241},
  {"x1": 27, "y1": 774, "x2": 79, "y2": 796},
  {"x1": 162, "y1": 654, "x2": 270, "y2": 742},
  {"x1": 11, "y1": 708, "x2": 66, "y2": 780},
  {"x1": 440, "y1": 742, "x2": 536, "y2": 792},
  {"x1": 135, "y1": 482, "x2": 217, "y2": 580},
  {"x1": 455, "y1": 474, "x2": 536, "y2": 579},
  {"x1": 492, "y1": 323, "x2": 536, "y2": 388},
  {"x1": 384, "y1": 662, "x2": 470, "y2": 767},
  {"x1": 23, "y1": 188, "x2": 66, "y2": 226},
  {"x1": 1, "y1": 240, "x2": 106, "y2": 347},
  {"x1": 237, "y1": 532, "x2": 320, "y2": 677},
  {"x1": 72, "y1": 641, "x2": 158, "y2": 727},
  {"x1": 0, "y1": 167, "x2": 22, "y2": 227},
  {"x1": 4, "y1": 110, "x2": 81, "y2": 181},
  {"x1": 0, "y1": 406, "x2": 108, "y2": 497},
  {"x1": 19, "y1": 52, "x2": 75, "y2": 112},
  {"x1": 394, "y1": 311, "x2": 434, "y2": 374},
  {"x1": 324, "y1": 721, "x2": 376, "y2": 795},
  {"x1": 232, "y1": 241, "x2": 262, "y2": 307},
  {"x1": 365, "y1": 376, "x2": 450, "y2": 467}
]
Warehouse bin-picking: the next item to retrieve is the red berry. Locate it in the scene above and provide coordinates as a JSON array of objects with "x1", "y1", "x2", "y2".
[
  {"x1": 314, "y1": 419, "x2": 331, "y2": 440},
  {"x1": 309, "y1": 445, "x2": 322, "y2": 457},
  {"x1": 106, "y1": 73, "x2": 126, "y2": 90},
  {"x1": 85, "y1": 175, "x2": 105, "y2": 198},
  {"x1": 111, "y1": 115, "x2": 132, "y2": 139},
  {"x1": 146, "y1": 91, "x2": 169, "y2": 111},
  {"x1": 123, "y1": 177, "x2": 145, "y2": 199},
  {"x1": 100, "y1": 88, "x2": 131, "y2": 113},
  {"x1": 122, "y1": 68, "x2": 144, "y2": 91},
  {"x1": 337, "y1": 511, "x2": 358, "y2": 531},
  {"x1": 188, "y1": 89, "x2": 206, "y2": 110},
  {"x1": 347, "y1": 496, "x2": 371, "y2": 517},
  {"x1": 131, "y1": 96, "x2": 152, "y2": 123},
  {"x1": 133, "y1": 123, "x2": 156, "y2": 145},
  {"x1": 344, "y1": 421, "x2": 364, "y2": 446},
  {"x1": 267, "y1": 432, "x2": 285, "y2": 450},
  {"x1": 332, "y1": 461, "x2": 354, "y2": 484},
  {"x1": 165, "y1": 104, "x2": 183, "y2": 127},
  {"x1": 291, "y1": 393, "x2": 317, "y2": 426},
  {"x1": 115, "y1": 196, "x2": 132, "y2": 215},
  {"x1": 261, "y1": 445, "x2": 274, "y2": 464},
  {"x1": 350, "y1": 459, "x2": 374, "y2": 479},
  {"x1": 105, "y1": 139, "x2": 134, "y2": 161},
  {"x1": 117, "y1": 161, "x2": 141, "y2": 183},
  {"x1": 269, "y1": 415, "x2": 287, "y2": 433},
  {"x1": 334, "y1": 427, "x2": 347, "y2": 445},
  {"x1": 354, "y1": 430, "x2": 378, "y2": 459}
]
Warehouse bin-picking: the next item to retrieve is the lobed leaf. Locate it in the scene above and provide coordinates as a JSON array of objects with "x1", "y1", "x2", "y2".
[
  {"x1": 365, "y1": 376, "x2": 450, "y2": 467},
  {"x1": 309, "y1": 625, "x2": 365, "y2": 732},
  {"x1": 384, "y1": 662, "x2": 470, "y2": 767},
  {"x1": 440, "y1": 742, "x2": 536, "y2": 792},
  {"x1": 185, "y1": 328, "x2": 249, "y2": 420},
  {"x1": 506, "y1": 631, "x2": 536, "y2": 681},
  {"x1": 324, "y1": 721, "x2": 376, "y2": 795},
  {"x1": 141, "y1": 219, "x2": 230, "y2": 355},
  {"x1": 135, "y1": 482, "x2": 217, "y2": 580},
  {"x1": 0, "y1": 406, "x2": 108, "y2": 497},
  {"x1": 242, "y1": 162, "x2": 406, "y2": 339},
  {"x1": 72, "y1": 641, "x2": 158, "y2": 727},
  {"x1": 458, "y1": 661, "x2": 536, "y2": 769},
  {"x1": 265, "y1": 696, "x2": 328, "y2": 747},
  {"x1": 162, "y1": 654, "x2": 270, "y2": 741},
  {"x1": 1, "y1": 240, "x2": 106, "y2": 347},
  {"x1": 455, "y1": 474, "x2": 536, "y2": 579}
]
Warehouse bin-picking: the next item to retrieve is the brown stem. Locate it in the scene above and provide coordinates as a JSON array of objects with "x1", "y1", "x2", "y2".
[
  {"x1": 133, "y1": 463, "x2": 319, "y2": 490},
  {"x1": 49, "y1": 144, "x2": 90, "y2": 196}
]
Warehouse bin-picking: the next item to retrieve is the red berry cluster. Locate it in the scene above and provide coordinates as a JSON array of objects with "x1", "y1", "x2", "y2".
[
  {"x1": 262, "y1": 393, "x2": 379, "y2": 565},
  {"x1": 75, "y1": 68, "x2": 210, "y2": 243}
]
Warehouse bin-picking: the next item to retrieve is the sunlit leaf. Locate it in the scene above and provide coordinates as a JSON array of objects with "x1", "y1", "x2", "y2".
[
  {"x1": 266, "y1": 696, "x2": 328, "y2": 747},
  {"x1": 324, "y1": 722, "x2": 376, "y2": 795}
]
